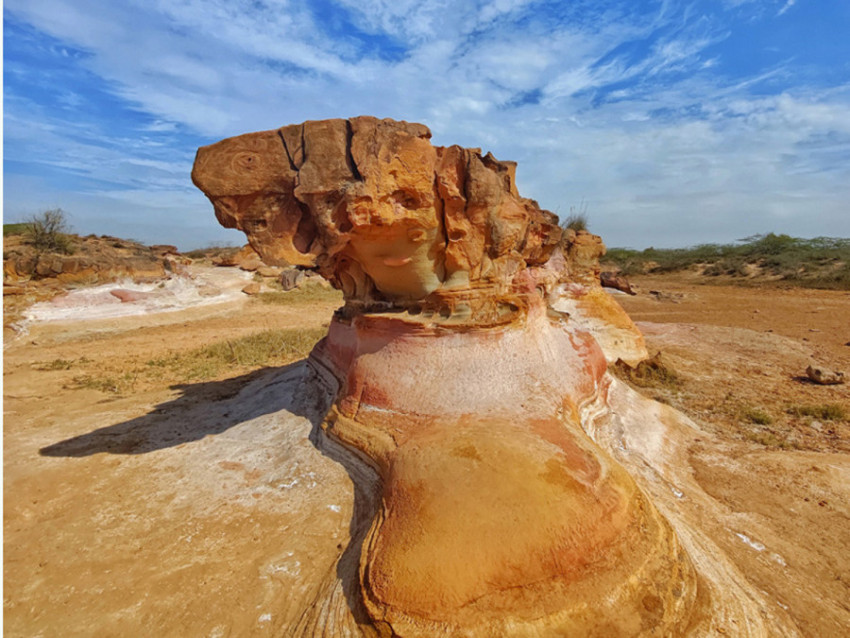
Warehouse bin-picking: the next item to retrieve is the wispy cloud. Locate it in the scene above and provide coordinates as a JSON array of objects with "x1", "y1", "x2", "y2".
[{"x1": 778, "y1": 0, "x2": 797, "y2": 17}]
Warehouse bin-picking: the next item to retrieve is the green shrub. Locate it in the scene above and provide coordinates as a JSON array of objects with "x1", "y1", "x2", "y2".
[
  {"x1": 25, "y1": 208, "x2": 73, "y2": 254},
  {"x1": 603, "y1": 233, "x2": 850, "y2": 289}
]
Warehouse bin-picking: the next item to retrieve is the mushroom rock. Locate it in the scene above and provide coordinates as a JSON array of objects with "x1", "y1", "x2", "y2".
[{"x1": 192, "y1": 117, "x2": 692, "y2": 635}]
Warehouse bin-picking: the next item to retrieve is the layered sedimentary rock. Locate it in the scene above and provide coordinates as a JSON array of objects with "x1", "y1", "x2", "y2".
[{"x1": 192, "y1": 117, "x2": 688, "y2": 635}]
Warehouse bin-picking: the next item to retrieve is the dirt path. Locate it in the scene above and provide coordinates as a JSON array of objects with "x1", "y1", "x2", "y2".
[{"x1": 4, "y1": 273, "x2": 849, "y2": 635}]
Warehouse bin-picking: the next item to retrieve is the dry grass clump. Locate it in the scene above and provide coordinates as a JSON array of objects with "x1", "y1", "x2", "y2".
[
  {"x1": 146, "y1": 326, "x2": 328, "y2": 382},
  {"x1": 33, "y1": 358, "x2": 78, "y2": 371},
  {"x1": 744, "y1": 429, "x2": 796, "y2": 449},
  {"x1": 611, "y1": 352, "x2": 681, "y2": 389},
  {"x1": 64, "y1": 326, "x2": 328, "y2": 394},
  {"x1": 788, "y1": 404, "x2": 847, "y2": 421},
  {"x1": 741, "y1": 406, "x2": 774, "y2": 425},
  {"x1": 72, "y1": 371, "x2": 139, "y2": 395}
]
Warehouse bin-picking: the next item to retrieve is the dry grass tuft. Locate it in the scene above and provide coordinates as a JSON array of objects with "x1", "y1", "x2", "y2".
[
  {"x1": 741, "y1": 406, "x2": 774, "y2": 425},
  {"x1": 788, "y1": 404, "x2": 847, "y2": 421}
]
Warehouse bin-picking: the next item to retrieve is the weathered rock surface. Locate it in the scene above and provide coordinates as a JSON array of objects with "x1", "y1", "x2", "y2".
[
  {"x1": 806, "y1": 365, "x2": 846, "y2": 385},
  {"x1": 601, "y1": 270, "x2": 636, "y2": 295},
  {"x1": 192, "y1": 117, "x2": 690, "y2": 635},
  {"x1": 3, "y1": 234, "x2": 170, "y2": 285}
]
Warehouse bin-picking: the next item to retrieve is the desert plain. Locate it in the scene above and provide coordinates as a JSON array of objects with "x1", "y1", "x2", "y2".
[{"x1": 3, "y1": 263, "x2": 849, "y2": 636}]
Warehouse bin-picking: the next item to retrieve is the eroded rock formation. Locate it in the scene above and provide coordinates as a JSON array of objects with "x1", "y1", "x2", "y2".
[{"x1": 192, "y1": 117, "x2": 690, "y2": 635}]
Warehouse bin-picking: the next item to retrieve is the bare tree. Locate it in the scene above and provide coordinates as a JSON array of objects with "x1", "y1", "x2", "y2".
[{"x1": 26, "y1": 208, "x2": 73, "y2": 253}]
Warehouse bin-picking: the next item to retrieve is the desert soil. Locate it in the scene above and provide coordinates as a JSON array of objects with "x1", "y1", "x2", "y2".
[{"x1": 4, "y1": 269, "x2": 849, "y2": 636}]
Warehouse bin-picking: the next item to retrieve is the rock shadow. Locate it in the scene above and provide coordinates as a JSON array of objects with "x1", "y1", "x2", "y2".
[
  {"x1": 39, "y1": 356, "x2": 378, "y2": 630},
  {"x1": 40, "y1": 360, "x2": 319, "y2": 457}
]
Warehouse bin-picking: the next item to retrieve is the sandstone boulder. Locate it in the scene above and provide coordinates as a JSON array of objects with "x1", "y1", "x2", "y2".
[{"x1": 256, "y1": 266, "x2": 282, "y2": 278}]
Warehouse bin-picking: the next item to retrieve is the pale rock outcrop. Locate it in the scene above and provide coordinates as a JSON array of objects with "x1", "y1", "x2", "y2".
[
  {"x1": 192, "y1": 117, "x2": 689, "y2": 635},
  {"x1": 806, "y1": 365, "x2": 846, "y2": 385}
]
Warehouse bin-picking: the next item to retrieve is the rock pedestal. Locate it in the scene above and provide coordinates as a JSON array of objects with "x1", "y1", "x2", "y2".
[{"x1": 192, "y1": 117, "x2": 694, "y2": 635}]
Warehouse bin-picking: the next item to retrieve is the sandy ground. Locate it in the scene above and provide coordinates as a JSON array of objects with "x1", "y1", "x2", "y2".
[{"x1": 4, "y1": 270, "x2": 849, "y2": 636}]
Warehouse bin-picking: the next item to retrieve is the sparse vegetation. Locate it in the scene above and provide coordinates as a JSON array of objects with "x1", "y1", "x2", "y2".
[
  {"x1": 563, "y1": 214, "x2": 588, "y2": 232},
  {"x1": 605, "y1": 233, "x2": 850, "y2": 289},
  {"x1": 561, "y1": 202, "x2": 589, "y2": 232},
  {"x1": 146, "y1": 326, "x2": 328, "y2": 381},
  {"x1": 743, "y1": 429, "x2": 796, "y2": 449},
  {"x1": 183, "y1": 244, "x2": 239, "y2": 261},
  {"x1": 741, "y1": 406, "x2": 774, "y2": 425},
  {"x1": 788, "y1": 404, "x2": 847, "y2": 421},
  {"x1": 25, "y1": 208, "x2": 74, "y2": 254},
  {"x1": 62, "y1": 327, "x2": 329, "y2": 394},
  {"x1": 70, "y1": 371, "x2": 139, "y2": 394},
  {"x1": 255, "y1": 285, "x2": 343, "y2": 306},
  {"x1": 34, "y1": 358, "x2": 77, "y2": 371},
  {"x1": 4, "y1": 222, "x2": 32, "y2": 237}
]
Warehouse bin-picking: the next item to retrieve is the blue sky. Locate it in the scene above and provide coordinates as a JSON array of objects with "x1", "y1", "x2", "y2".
[{"x1": 4, "y1": 0, "x2": 849, "y2": 249}]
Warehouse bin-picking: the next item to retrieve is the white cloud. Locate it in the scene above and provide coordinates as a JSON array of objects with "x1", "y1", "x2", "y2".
[{"x1": 4, "y1": 0, "x2": 849, "y2": 249}]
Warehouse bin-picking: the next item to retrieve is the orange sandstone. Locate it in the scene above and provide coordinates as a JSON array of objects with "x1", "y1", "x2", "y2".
[{"x1": 192, "y1": 117, "x2": 694, "y2": 635}]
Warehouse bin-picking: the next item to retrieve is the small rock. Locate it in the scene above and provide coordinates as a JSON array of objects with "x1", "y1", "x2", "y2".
[
  {"x1": 242, "y1": 282, "x2": 261, "y2": 295},
  {"x1": 280, "y1": 269, "x2": 305, "y2": 291},
  {"x1": 600, "y1": 271, "x2": 636, "y2": 295},
  {"x1": 806, "y1": 365, "x2": 845, "y2": 385}
]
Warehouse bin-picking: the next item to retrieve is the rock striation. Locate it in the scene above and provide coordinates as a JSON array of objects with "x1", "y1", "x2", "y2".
[{"x1": 193, "y1": 117, "x2": 690, "y2": 635}]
